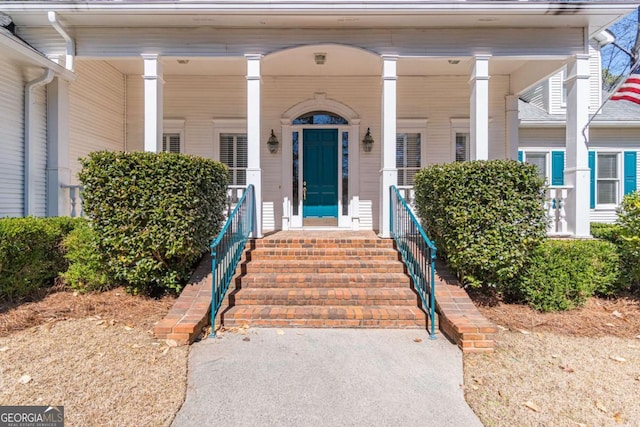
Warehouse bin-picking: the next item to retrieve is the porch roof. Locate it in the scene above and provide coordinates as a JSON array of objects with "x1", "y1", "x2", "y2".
[{"x1": 1, "y1": 1, "x2": 636, "y2": 37}]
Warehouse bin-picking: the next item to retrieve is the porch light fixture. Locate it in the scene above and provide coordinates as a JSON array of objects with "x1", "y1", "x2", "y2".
[
  {"x1": 448, "y1": 59, "x2": 460, "y2": 65},
  {"x1": 267, "y1": 129, "x2": 279, "y2": 154},
  {"x1": 177, "y1": 59, "x2": 189, "y2": 64},
  {"x1": 362, "y1": 128, "x2": 374, "y2": 152},
  {"x1": 314, "y1": 53, "x2": 326, "y2": 65}
]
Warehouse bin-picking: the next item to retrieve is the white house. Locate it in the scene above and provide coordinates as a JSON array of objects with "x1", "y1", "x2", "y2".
[
  {"x1": 1, "y1": 1, "x2": 638, "y2": 238},
  {"x1": 518, "y1": 34, "x2": 640, "y2": 230}
]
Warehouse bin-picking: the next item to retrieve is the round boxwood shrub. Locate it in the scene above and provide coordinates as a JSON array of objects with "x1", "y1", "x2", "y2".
[
  {"x1": 0, "y1": 217, "x2": 82, "y2": 302},
  {"x1": 414, "y1": 160, "x2": 547, "y2": 292},
  {"x1": 79, "y1": 151, "x2": 228, "y2": 294},
  {"x1": 518, "y1": 239, "x2": 620, "y2": 311}
]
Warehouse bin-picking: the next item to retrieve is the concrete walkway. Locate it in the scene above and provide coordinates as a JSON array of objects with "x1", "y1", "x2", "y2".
[{"x1": 172, "y1": 329, "x2": 483, "y2": 427}]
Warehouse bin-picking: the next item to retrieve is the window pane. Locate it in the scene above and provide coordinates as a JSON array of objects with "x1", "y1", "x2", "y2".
[
  {"x1": 342, "y1": 131, "x2": 349, "y2": 216},
  {"x1": 526, "y1": 153, "x2": 547, "y2": 180},
  {"x1": 292, "y1": 131, "x2": 299, "y2": 216},
  {"x1": 220, "y1": 133, "x2": 247, "y2": 186},
  {"x1": 396, "y1": 132, "x2": 421, "y2": 186},
  {"x1": 220, "y1": 134, "x2": 234, "y2": 166},
  {"x1": 292, "y1": 110, "x2": 348, "y2": 125},
  {"x1": 597, "y1": 180, "x2": 617, "y2": 204},
  {"x1": 236, "y1": 135, "x2": 248, "y2": 168},
  {"x1": 597, "y1": 154, "x2": 617, "y2": 179},
  {"x1": 455, "y1": 133, "x2": 469, "y2": 162},
  {"x1": 162, "y1": 133, "x2": 181, "y2": 153}
]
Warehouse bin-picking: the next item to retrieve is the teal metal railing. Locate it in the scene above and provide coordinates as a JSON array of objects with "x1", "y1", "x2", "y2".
[
  {"x1": 210, "y1": 184, "x2": 255, "y2": 337},
  {"x1": 390, "y1": 186, "x2": 437, "y2": 339}
]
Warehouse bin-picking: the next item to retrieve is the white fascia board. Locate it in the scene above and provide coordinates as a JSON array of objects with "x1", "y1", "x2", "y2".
[
  {"x1": 520, "y1": 120, "x2": 640, "y2": 128},
  {"x1": 0, "y1": 33, "x2": 76, "y2": 81},
  {"x1": 0, "y1": 1, "x2": 637, "y2": 14}
]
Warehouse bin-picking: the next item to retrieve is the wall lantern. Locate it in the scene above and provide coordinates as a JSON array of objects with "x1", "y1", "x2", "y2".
[
  {"x1": 267, "y1": 129, "x2": 279, "y2": 153},
  {"x1": 362, "y1": 128, "x2": 374, "y2": 152}
]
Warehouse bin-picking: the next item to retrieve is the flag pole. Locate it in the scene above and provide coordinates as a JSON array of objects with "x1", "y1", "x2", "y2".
[{"x1": 581, "y1": 56, "x2": 640, "y2": 144}]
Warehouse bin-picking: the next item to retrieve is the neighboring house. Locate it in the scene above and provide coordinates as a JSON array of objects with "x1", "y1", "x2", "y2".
[
  {"x1": 0, "y1": 1, "x2": 637, "y2": 238},
  {"x1": 519, "y1": 36, "x2": 640, "y2": 228}
]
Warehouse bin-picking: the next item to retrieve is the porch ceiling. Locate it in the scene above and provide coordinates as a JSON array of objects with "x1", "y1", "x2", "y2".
[{"x1": 2, "y1": 2, "x2": 636, "y2": 36}]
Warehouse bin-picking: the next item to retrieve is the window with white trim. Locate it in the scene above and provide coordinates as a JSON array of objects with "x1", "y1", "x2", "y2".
[
  {"x1": 524, "y1": 152, "x2": 547, "y2": 181},
  {"x1": 396, "y1": 132, "x2": 421, "y2": 186},
  {"x1": 162, "y1": 133, "x2": 181, "y2": 153},
  {"x1": 220, "y1": 133, "x2": 248, "y2": 186},
  {"x1": 162, "y1": 119, "x2": 185, "y2": 153},
  {"x1": 596, "y1": 153, "x2": 619, "y2": 205},
  {"x1": 454, "y1": 133, "x2": 470, "y2": 162}
]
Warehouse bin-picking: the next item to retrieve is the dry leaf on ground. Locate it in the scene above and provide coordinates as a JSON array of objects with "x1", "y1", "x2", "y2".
[{"x1": 524, "y1": 401, "x2": 540, "y2": 412}]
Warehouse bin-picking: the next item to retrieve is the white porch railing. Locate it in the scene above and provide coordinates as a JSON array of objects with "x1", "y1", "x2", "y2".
[
  {"x1": 395, "y1": 184, "x2": 574, "y2": 237},
  {"x1": 396, "y1": 185, "x2": 416, "y2": 213},
  {"x1": 546, "y1": 185, "x2": 572, "y2": 237},
  {"x1": 226, "y1": 185, "x2": 247, "y2": 218},
  {"x1": 60, "y1": 184, "x2": 84, "y2": 217}
]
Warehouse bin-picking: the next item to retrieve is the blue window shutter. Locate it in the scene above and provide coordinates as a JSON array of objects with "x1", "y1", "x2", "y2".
[
  {"x1": 589, "y1": 151, "x2": 596, "y2": 209},
  {"x1": 551, "y1": 151, "x2": 564, "y2": 186},
  {"x1": 624, "y1": 151, "x2": 637, "y2": 195},
  {"x1": 518, "y1": 150, "x2": 523, "y2": 162}
]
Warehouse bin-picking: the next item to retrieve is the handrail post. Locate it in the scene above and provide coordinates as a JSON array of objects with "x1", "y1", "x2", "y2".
[{"x1": 210, "y1": 247, "x2": 218, "y2": 338}]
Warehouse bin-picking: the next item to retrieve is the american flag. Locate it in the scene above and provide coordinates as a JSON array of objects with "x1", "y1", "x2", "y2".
[{"x1": 611, "y1": 64, "x2": 640, "y2": 105}]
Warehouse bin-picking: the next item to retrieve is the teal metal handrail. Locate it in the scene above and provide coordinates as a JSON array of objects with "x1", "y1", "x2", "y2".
[
  {"x1": 210, "y1": 184, "x2": 255, "y2": 337},
  {"x1": 390, "y1": 186, "x2": 437, "y2": 339}
]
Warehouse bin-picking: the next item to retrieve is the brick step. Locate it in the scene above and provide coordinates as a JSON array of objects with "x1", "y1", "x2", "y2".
[
  {"x1": 231, "y1": 288, "x2": 420, "y2": 306},
  {"x1": 222, "y1": 305, "x2": 429, "y2": 328},
  {"x1": 243, "y1": 260, "x2": 405, "y2": 274},
  {"x1": 246, "y1": 248, "x2": 400, "y2": 261},
  {"x1": 251, "y1": 239, "x2": 395, "y2": 249},
  {"x1": 237, "y1": 272, "x2": 411, "y2": 288}
]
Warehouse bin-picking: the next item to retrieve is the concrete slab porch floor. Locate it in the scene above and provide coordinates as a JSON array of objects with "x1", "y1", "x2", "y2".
[{"x1": 171, "y1": 328, "x2": 482, "y2": 427}]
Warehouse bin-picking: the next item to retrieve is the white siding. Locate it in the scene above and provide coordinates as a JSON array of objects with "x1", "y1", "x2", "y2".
[
  {"x1": 69, "y1": 60, "x2": 126, "y2": 184},
  {"x1": 520, "y1": 83, "x2": 547, "y2": 111},
  {"x1": 0, "y1": 64, "x2": 47, "y2": 217},
  {"x1": 19, "y1": 26, "x2": 584, "y2": 58},
  {"x1": 519, "y1": 127, "x2": 640, "y2": 224},
  {"x1": 127, "y1": 73, "x2": 510, "y2": 231},
  {"x1": 0, "y1": 60, "x2": 26, "y2": 217}
]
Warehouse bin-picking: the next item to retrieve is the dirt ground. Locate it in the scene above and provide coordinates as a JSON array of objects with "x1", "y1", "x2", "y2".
[
  {"x1": 0, "y1": 288, "x2": 188, "y2": 427},
  {"x1": 465, "y1": 296, "x2": 640, "y2": 427}
]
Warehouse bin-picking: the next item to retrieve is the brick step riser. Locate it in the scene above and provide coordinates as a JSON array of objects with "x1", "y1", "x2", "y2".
[
  {"x1": 251, "y1": 242, "x2": 395, "y2": 249},
  {"x1": 223, "y1": 319, "x2": 428, "y2": 328},
  {"x1": 247, "y1": 255, "x2": 401, "y2": 261},
  {"x1": 237, "y1": 279, "x2": 412, "y2": 289},
  {"x1": 232, "y1": 298, "x2": 420, "y2": 306},
  {"x1": 244, "y1": 266, "x2": 406, "y2": 274}
]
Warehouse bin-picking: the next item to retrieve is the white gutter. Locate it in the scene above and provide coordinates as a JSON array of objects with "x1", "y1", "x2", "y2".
[
  {"x1": 520, "y1": 120, "x2": 640, "y2": 128},
  {"x1": 24, "y1": 69, "x2": 54, "y2": 216},
  {"x1": 0, "y1": 32, "x2": 75, "y2": 81},
  {"x1": 593, "y1": 29, "x2": 615, "y2": 48},
  {"x1": 47, "y1": 11, "x2": 74, "y2": 71}
]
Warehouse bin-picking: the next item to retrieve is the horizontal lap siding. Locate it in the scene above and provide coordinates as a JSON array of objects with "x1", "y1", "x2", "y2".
[
  {"x1": 69, "y1": 60, "x2": 126, "y2": 184},
  {"x1": 0, "y1": 61, "x2": 26, "y2": 217},
  {"x1": 18, "y1": 26, "x2": 584, "y2": 58},
  {"x1": 398, "y1": 75, "x2": 509, "y2": 163},
  {"x1": 31, "y1": 78, "x2": 47, "y2": 217}
]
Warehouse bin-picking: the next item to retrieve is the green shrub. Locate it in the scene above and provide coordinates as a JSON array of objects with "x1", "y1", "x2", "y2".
[
  {"x1": 590, "y1": 222, "x2": 623, "y2": 243},
  {"x1": 0, "y1": 217, "x2": 82, "y2": 301},
  {"x1": 61, "y1": 220, "x2": 113, "y2": 292},
  {"x1": 78, "y1": 151, "x2": 228, "y2": 294},
  {"x1": 617, "y1": 191, "x2": 640, "y2": 289},
  {"x1": 414, "y1": 160, "x2": 547, "y2": 291},
  {"x1": 518, "y1": 239, "x2": 620, "y2": 311}
]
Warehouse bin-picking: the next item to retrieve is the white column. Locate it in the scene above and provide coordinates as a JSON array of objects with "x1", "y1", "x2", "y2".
[
  {"x1": 505, "y1": 94, "x2": 520, "y2": 160},
  {"x1": 142, "y1": 54, "x2": 163, "y2": 153},
  {"x1": 46, "y1": 77, "x2": 71, "y2": 216},
  {"x1": 565, "y1": 54, "x2": 591, "y2": 238},
  {"x1": 470, "y1": 55, "x2": 491, "y2": 160},
  {"x1": 380, "y1": 55, "x2": 398, "y2": 238},
  {"x1": 246, "y1": 54, "x2": 263, "y2": 238}
]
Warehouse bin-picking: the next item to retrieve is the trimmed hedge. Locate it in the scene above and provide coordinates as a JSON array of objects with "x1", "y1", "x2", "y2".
[
  {"x1": 0, "y1": 217, "x2": 82, "y2": 302},
  {"x1": 61, "y1": 219, "x2": 113, "y2": 293},
  {"x1": 590, "y1": 222, "x2": 623, "y2": 243},
  {"x1": 617, "y1": 191, "x2": 640, "y2": 289},
  {"x1": 414, "y1": 160, "x2": 547, "y2": 291},
  {"x1": 518, "y1": 239, "x2": 620, "y2": 311},
  {"x1": 79, "y1": 151, "x2": 228, "y2": 294}
]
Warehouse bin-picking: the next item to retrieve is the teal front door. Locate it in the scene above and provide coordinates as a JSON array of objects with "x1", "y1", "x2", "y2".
[{"x1": 303, "y1": 129, "x2": 339, "y2": 218}]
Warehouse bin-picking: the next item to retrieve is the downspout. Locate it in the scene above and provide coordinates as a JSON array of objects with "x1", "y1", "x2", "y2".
[
  {"x1": 24, "y1": 69, "x2": 54, "y2": 216},
  {"x1": 48, "y1": 11, "x2": 74, "y2": 71}
]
